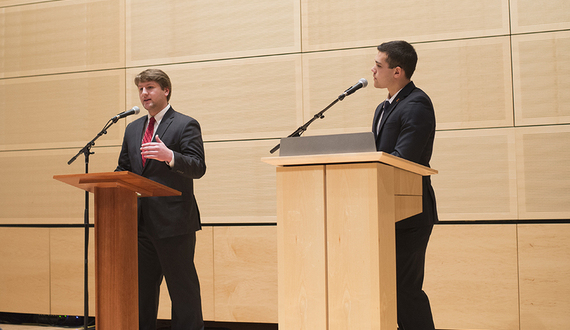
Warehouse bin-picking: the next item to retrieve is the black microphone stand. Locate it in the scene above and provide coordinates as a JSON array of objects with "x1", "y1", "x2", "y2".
[
  {"x1": 270, "y1": 90, "x2": 351, "y2": 154},
  {"x1": 67, "y1": 116, "x2": 120, "y2": 329}
]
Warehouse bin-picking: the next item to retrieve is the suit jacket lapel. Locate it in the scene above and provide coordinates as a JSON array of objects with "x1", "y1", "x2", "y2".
[
  {"x1": 155, "y1": 107, "x2": 175, "y2": 141},
  {"x1": 376, "y1": 81, "x2": 416, "y2": 135},
  {"x1": 133, "y1": 117, "x2": 148, "y2": 173}
]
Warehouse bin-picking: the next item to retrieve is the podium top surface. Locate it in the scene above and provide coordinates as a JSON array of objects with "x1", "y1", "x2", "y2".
[
  {"x1": 262, "y1": 151, "x2": 437, "y2": 176},
  {"x1": 53, "y1": 171, "x2": 181, "y2": 197}
]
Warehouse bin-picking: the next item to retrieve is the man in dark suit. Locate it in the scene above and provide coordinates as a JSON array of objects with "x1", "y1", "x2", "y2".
[
  {"x1": 116, "y1": 69, "x2": 206, "y2": 330},
  {"x1": 371, "y1": 40, "x2": 438, "y2": 330}
]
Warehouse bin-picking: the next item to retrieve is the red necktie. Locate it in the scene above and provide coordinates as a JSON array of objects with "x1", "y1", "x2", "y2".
[{"x1": 142, "y1": 117, "x2": 156, "y2": 166}]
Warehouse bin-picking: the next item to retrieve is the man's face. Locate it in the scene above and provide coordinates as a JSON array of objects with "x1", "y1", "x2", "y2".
[
  {"x1": 371, "y1": 51, "x2": 396, "y2": 89},
  {"x1": 138, "y1": 80, "x2": 169, "y2": 114}
]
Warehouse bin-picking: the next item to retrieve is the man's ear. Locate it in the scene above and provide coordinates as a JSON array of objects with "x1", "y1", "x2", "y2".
[{"x1": 394, "y1": 66, "x2": 403, "y2": 78}]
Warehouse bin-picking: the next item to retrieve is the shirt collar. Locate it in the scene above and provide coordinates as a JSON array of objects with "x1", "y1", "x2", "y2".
[{"x1": 148, "y1": 104, "x2": 170, "y2": 124}]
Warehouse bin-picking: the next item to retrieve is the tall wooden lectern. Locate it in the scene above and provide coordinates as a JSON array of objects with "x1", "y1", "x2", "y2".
[
  {"x1": 53, "y1": 171, "x2": 181, "y2": 330},
  {"x1": 263, "y1": 151, "x2": 437, "y2": 330}
]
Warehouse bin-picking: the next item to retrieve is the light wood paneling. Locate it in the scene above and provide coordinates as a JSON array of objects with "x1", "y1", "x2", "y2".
[
  {"x1": 0, "y1": 147, "x2": 120, "y2": 225},
  {"x1": 512, "y1": 31, "x2": 570, "y2": 126},
  {"x1": 430, "y1": 128, "x2": 518, "y2": 221},
  {"x1": 0, "y1": 228, "x2": 50, "y2": 314},
  {"x1": 192, "y1": 140, "x2": 277, "y2": 225},
  {"x1": 0, "y1": 0, "x2": 47, "y2": 6},
  {"x1": 213, "y1": 226, "x2": 277, "y2": 323},
  {"x1": 414, "y1": 37, "x2": 514, "y2": 130},
  {"x1": 0, "y1": 70, "x2": 126, "y2": 151},
  {"x1": 301, "y1": 47, "x2": 380, "y2": 135},
  {"x1": 511, "y1": 0, "x2": 570, "y2": 33},
  {"x1": 50, "y1": 228, "x2": 95, "y2": 316},
  {"x1": 515, "y1": 125, "x2": 570, "y2": 219},
  {"x1": 326, "y1": 163, "x2": 397, "y2": 330},
  {"x1": 276, "y1": 165, "x2": 327, "y2": 329},
  {"x1": 301, "y1": 0, "x2": 509, "y2": 51},
  {"x1": 0, "y1": 0, "x2": 124, "y2": 78},
  {"x1": 126, "y1": 0, "x2": 300, "y2": 66},
  {"x1": 425, "y1": 224, "x2": 520, "y2": 330},
  {"x1": 126, "y1": 55, "x2": 302, "y2": 142},
  {"x1": 157, "y1": 227, "x2": 215, "y2": 321},
  {"x1": 518, "y1": 224, "x2": 570, "y2": 330}
]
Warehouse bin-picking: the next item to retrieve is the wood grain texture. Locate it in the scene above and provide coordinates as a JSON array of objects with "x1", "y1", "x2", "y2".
[
  {"x1": 515, "y1": 125, "x2": 570, "y2": 219},
  {"x1": 127, "y1": 0, "x2": 300, "y2": 66},
  {"x1": 518, "y1": 224, "x2": 570, "y2": 330},
  {"x1": 512, "y1": 31, "x2": 570, "y2": 126},
  {"x1": 430, "y1": 128, "x2": 518, "y2": 221},
  {"x1": 325, "y1": 163, "x2": 397, "y2": 330},
  {"x1": 301, "y1": 0, "x2": 509, "y2": 51},
  {"x1": 94, "y1": 185, "x2": 139, "y2": 330},
  {"x1": 0, "y1": 70, "x2": 126, "y2": 151},
  {"x1": 0, "y1": 228, "x2": 50, "y2": 314},
  {"x1": 414, "y1": 37, "x2": 514, "y2": 130},
  {"x1": 50, "y1": 228, "x2": 96, "y2": 316},
  {"x1": 510, "y1": 0, "x2": 570, "y2": 33},
  {"x1": 424, "y1": 224, "x2": 519, "y2": 330},
  {"x1": 0, "y1": 147, "x2": 120, "y2": 225},
  {"x1": 0, "y1": 0, "x2": 125, "y2": 78},
  {"x1": 213, "y1": 226, "x2": 278, "y2": 323},
  {"x1": 276, "y1": 165, "x2": 327, "y2": 329}
]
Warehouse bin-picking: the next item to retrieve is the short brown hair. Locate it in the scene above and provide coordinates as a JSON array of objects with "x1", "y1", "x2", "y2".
[
  {"x1": 377, "y1": 41, "x2": 418, "y2": 80},
  {"x1": 134, "y1": 69, "x2": 172, "y2": 101}
]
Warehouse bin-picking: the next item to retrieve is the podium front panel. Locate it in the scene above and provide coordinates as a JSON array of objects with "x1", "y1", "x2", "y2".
[{"x1": 277, "y1": 165, "x2": 328, "y2": 329}]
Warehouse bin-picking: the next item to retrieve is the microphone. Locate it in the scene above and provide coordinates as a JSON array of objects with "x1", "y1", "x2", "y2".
[
  {"x1": 339, "y1": 78, "x2": 368, "y2": 100},
  {"x1": 111, "y1": 106, "x2": 140, "y2": 121}
]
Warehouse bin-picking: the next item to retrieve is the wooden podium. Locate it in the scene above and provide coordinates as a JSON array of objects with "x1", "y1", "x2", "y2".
[
  {"x1": 263, "y1": 151, "x2": 437, "y2": 330},
  {"x1": 53, "y1": 171, "x2": 181, "y2": 330}
]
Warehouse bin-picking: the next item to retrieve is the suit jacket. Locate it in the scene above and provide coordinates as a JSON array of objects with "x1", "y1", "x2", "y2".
[
  {"x1": 372, "y1": 81, "x2": 438, "y2": 229},
  {"x1": 116, "y1": 107, "x2": 206, "y2": 239}
]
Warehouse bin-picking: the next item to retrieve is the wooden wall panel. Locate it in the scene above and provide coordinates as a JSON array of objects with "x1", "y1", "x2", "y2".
[
  {"x1": 512, "y1": 31, "x2": 570, "y2": 126},
  {"x1": 430, "y1": 129, "x2": 518, "y2": 221},
  {"x1": 126, "y1": 55, "x2": 302, "y2": 142},
  {"x1": 126, "y1": 0, "x2": 300, "y2": 66},
  {"x1": 0, "y1": 70, "x2": 126, "y2": 151},
  {"x1": 0, "y1": 0, "x2": 124, "y2": 78},
  {"x1": 0, "y1": 228, "x2": 50, "y2": 314},
  {"x1": 424, "y1": 224, "x2": 520, "y2": 330},
  {"x1": 301, "y1": 0, "x2": 509, "y2": 51},
  {"x1": 414, "y1": 37, "x2": 514, "y2": 130},
  {"x1": 515, "y1": 125, "x2": 570, "y2": 219},
  {"x1": 50, "y1": 228, "x2": 96, "y2": 316},
  {"x1": 0, "y1": 0, "x2": 46, "y2": 6},
  {"x1": 0, "y1": 147, "x2": 120, "y2": 225},
  {"x1": 301, "y1": 47, "x2": 379, "y2": 135},
  {"x1": 213, "y1": 226, "x2": 277, "y2": 323},
  {"x1": 194, "y1": 140, "x2": 277, "y2": 225},
  {"x1": 511, "y1": 0, "x2": 570, "y2": 33},
  {"x1": 157, "y1": 227, "x2": 215, "y2": 321},
  {"x1": 518, "y1": 224, "x2": 570, "y2": 330}
]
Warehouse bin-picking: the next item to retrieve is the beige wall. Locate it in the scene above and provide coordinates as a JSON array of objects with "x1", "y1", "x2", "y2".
[{"x1": 1, "y1": 0, "x2": 569, "y2": 328}]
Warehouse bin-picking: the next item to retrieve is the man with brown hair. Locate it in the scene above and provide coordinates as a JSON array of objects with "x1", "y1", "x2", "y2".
[{"x1": 116, "y1": 68, "x2": 206, "y2": 330}]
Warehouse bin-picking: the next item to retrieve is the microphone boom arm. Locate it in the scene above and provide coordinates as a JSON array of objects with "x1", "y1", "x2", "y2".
[
  {"x1": 68, "y1": 118, "x2": 116, "y2": 165},
  {"x1": 269, "y1": 97, "x2": 341, "y2": 154}
]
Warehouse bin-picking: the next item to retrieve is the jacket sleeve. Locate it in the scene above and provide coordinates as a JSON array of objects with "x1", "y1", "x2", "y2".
[
  {"x1": 391, "y1": 95, "x2": 435, "y2": 164},
  {"x1": 170, "y1": 118, "x2": 206, "y2": 179}
]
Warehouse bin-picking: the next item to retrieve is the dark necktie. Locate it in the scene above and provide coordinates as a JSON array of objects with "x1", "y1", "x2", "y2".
[
  {"x1": 142, "y1": 117, "x2": 156, "y2": 166},
  {"x1": 376, "y1": 101, "x2": 390, "y2": 135}
]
